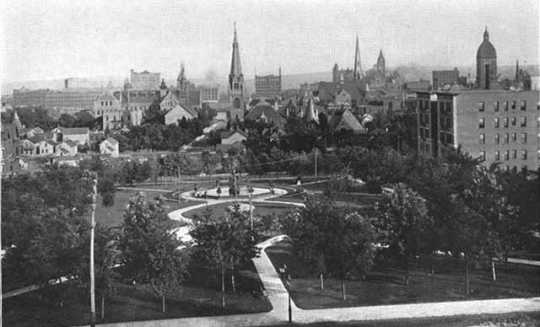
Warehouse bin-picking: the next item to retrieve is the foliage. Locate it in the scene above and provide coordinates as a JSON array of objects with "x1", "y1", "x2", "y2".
[{"x1": 117, "y1": 194, "x2": 188, "y2": 311}]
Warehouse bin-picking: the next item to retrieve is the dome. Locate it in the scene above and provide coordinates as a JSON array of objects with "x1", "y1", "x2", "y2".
[{"x1": 476, "y1": 28, "x2": 497, "y2": 58}]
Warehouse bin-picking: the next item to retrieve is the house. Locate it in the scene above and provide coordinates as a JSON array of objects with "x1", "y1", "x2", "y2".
[
  {"x1": 56, "y1": 140, "x2": 78, "y2": 157},
  {"x1": 245, "y1": 101, "x2": 286, "y2": 130},
  {"x1": 221, "y1": 130, "x2": 247, "y2": 145},
  {"x1": 164, "y1": 104, "x2": 197, "y2": 125},
  {"x1": 100, "y1": 137, "x2": 119, "y2": 157},
  {"x1": 26, "y1": 127, "x2": 44, "y2": 138},
  {"x1": 52, "y1": 127, "x2": 90, "y2": 145},
  {"x1": 330, "y1": 109, "x2": 367, "y2": 134},
  {"x1": 20, "y1": 139, "x2": 37, "y2": 155},
  {"x1": 35, "y1": 140, "x2": 56, "y2": 156}
]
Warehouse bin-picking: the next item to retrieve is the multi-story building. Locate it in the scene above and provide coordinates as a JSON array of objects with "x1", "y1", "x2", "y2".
[
  {"x1": 12, "y1": 88, "x2": 50, "y2": 107},
  {"x1": 199, "y1": 85, "x2": 219, "y2": 103},
  {"x1": 93, "y1": 91, "x2": 123, "y2": 130},
  {"x1": 432, "y1": 68, "x2": 460, "y2": 90},
  {"x1": 130, "y1": 69, "x2": 161, "y2": 90},
  {"x1": 255, "y1": 70, "x2": 282, "y2": 99},
  {"x1": 416, "y1": 90, "x2": 540, "y2": 171},
  {"x1": 44, "y1": 88, "x2": 103, "y2": 115}
]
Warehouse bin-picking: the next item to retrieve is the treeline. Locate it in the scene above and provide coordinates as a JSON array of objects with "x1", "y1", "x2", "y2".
[{"x1": 15, "y1": 107, "x2": 100, "y2": 130}]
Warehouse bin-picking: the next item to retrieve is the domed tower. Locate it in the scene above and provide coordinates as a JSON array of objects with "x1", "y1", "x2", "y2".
[{"x1": 476, "y1": 27, "x2": 497, "y2": 89}]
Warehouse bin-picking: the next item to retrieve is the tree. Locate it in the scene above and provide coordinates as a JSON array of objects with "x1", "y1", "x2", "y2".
[
  {"x1": 118, "y1": 194, "x2": 188, "y2": 313},
  {"x1": 190, "y1": 206, "x2": 258, "y2": 308},
  {"x1": 375, "y1": 184, "x2": 433, "y2": 285},
  {"x1": 326, "y1": 212, "x2": 377, "y2": 300}
]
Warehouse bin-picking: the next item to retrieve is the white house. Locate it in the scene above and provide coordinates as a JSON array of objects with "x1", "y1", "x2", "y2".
[
  {"x1": 221, "y1": 130, "x2": 247, "y2": 145},
  {"x1": 56, "y1": 140, "x2": 78, "y2": 157},
  {"x1": 35, "y1": 140, "x2": 56, "y2": 156},
  {"x1": 99, "y1": 137, "x2": 119, "y2": 157}
]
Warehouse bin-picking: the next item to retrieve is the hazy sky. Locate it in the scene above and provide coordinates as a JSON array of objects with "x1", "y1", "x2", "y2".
[{"x1": 1, "y1": 0, "x2": 538, "y2": 83}]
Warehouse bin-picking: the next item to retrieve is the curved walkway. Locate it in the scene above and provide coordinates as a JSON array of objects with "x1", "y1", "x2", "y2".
[{"x1": 89, "y1": 187, "x2": 540, "y2": 327}]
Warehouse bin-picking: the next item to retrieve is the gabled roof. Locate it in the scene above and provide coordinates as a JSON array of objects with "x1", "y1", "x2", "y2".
[
  {"x1": 60, "y1": 127, "x2": 89, "y2": 135},
  {"x1": 95, "y1": 92, "x2": 119, "y2": 103},
  {"x1": 330, "y1": 109, "x2": 365, "y2": 133},
  {"x1": 102, "y1": 137, "x2": 119, "y2": 146},
  {"x1": 220, "y1": 129, "x2": 247, "y2": 139},
  {"x1": 245, "y1": 104, "x2": 285, "y2": 129},
  {"x1": 166, "y1": 103, "x2": 197, "y2": 118}
]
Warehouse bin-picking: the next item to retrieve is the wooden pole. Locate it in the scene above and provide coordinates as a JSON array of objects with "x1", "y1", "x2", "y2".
[{"x1": 90, "y1": 173, "x2": 97, "y2": 327}]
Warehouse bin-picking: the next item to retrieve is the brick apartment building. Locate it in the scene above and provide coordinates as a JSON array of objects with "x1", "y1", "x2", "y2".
[{"x1": 417, "y1": 90, "x2": 540, "y2": 171}]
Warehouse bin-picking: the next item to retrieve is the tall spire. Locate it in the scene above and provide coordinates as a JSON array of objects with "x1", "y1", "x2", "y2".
[
  {"x1": 377, "y1": 49, "x2": 386, "y2": 75},
  {"x1": 229, "y1": 22, "x2": 244, "y2": 108},
  {"x1": 353, "y1": 35, "x2": 363, "y2": 80},
  {"x1": 483, "y1": 26, "x2": 489, "y2": 41},
  {"x1": 230, "y1": 22, "x2": 242, "y2": 77}
]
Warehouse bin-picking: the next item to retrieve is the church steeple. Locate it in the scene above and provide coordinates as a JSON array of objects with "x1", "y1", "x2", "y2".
[
  {"x1": 483, "y1": 26, "x2": 489, "y2": 41},
  {"x1": 353, "y1": 35, "x2": 363, "y2": 80},
  {"x1": 177, "y1": 63, "x2": 186, "y2": 90},
  {"x1": 376, "y1": 49, "x2": 386, "y2": 75},
  {"x1": 229, "y1": 22, "x2": 244, "y2": 109}
]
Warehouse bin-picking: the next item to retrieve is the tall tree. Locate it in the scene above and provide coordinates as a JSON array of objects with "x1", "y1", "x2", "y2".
[{"x1": 118, "y1": 194, "x2": 188, "y2": 312}]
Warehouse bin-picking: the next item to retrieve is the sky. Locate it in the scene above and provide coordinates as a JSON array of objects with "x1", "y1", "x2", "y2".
[{"x1": 1, "y1": 0, "x2": 539, "y2": 83}]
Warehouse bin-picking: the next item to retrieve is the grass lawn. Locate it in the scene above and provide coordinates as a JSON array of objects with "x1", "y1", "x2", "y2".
[
  {"x1": 95, "y1": 188, "x2": 204, "y2": 228},
  {"x1": 3, "y1": 261, "x2": 271, "y2": 327},
  {"x1": 269, "y1": 312, "x2": 540, "y2": 327},
  {"x1": 183, "y1": 201, "x2": 300, "y2": 220},
  {"x1": 266, "y1": 240, "x2": 540, "y2": 310}
]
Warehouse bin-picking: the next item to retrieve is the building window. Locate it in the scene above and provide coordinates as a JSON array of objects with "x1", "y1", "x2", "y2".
[
  {"x1": 512, "y1": 132, "x2": 517, "y2": 142},
  {"x1": 480, "y1": 151, "x2": 486, "y2": 161},
  {"x1": 520, "y1": 116, "x2": 527, "y2": 127},
  {"x1": 478, "y1": 118, "x2": 485, "y2": 128},
  {"x1": 511, "y1": 100, "x2": 516, "y2": 110},
  {"x1": 479, "y1": 133, "x2": 485, "y2": 144},
  {"x1": 503, "y1": 117, "x2": 509, "y2": 128},
  {"x1": 520, "y1": 100, "x2": 527, "y2": 111},
  {"x1": 511, "y1": 117, "x2": 516, "y2": 126},
  {"x1": 504, "y1": 101, "x2": 509, "y2": 111},
  {"x1": 478, "y1": 102, "x2": 485, "y2": 112},
  {"x1": 521, "y1": 150, "x2": 527, "y2": 160},
  {"x1": 504, "y1": 133, "x2": 509, "y2": 144},
  {"x1": 494, "y1": 117, "x2": 499, "y2": 128},
  {"x1": 537, "y1": 150, "x2": 540, "y2": 160},
  {"x1": 495, "y1": 151, "x2": 500, "y2": 161},
  {"x1": 495, "y1": 133, "x2": 500, "y2": 144},
  {"x1": 521, "y1": 133, "x2": 527, "y2": 144},
  {"x1": 512, "y1": 149, "x2": 517, "y2": 159},
  {"x1": 494, "y1": 101, "x2": 499, "y2": 112}
]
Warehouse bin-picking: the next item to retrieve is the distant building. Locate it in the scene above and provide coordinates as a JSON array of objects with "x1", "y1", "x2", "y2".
[
  {"x1": 405, "y1": 80, "x2": 432, "y2": 92},
  {"x1": 56, "y1": 140, "x2": 78, "y2": 157},
  {"x1": 44, "y1": 89, "x2": 102, "y2": 114},
  {"x1": 199, "y1": 85, "x2": 219, "y2": 103},
  {"x1": 329, "y1": 108, "x2": 366, "y2": 134},
  {"x1": 245, "y1": 100, "x2": 285, "y2": 130},
  {"x1": 476, "y1": 27, "x2": 498, "y2": 89},
  {"x1": 255, "y1": 69, "x2": 282, "y2": 98},
  {"x1": 12, "y1": 88, "x2": 49, "y2": 107},
  {"x1": 130, "y1": 69, "x2": 161, "y2": 90},
  {"x1": 164, "y1": 104, "x2": 197, "y2": 125},
  {"x1": 416, "y1": 90, "x2": 539, "y2": 171},
  {"x1": 94, "y1": 91, "x2": 123, "y2": 130},
  {"x1": 52, "y1": 127, "x2": 90, "y2": 145},
  {"x1": 432, "y1": 68, "x2": 460, "y2": 90},
  {"x1": 115, "y1": 81, "x2": 160, "y2": 127},
  {"x1": 100, "y1": 137, "x2": 119, "y2": 157}
]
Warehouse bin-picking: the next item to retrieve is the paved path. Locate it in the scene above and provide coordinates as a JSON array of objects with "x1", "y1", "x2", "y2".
[{"x1": 78, "y1": 185, "x2": 540, "y2": 326}]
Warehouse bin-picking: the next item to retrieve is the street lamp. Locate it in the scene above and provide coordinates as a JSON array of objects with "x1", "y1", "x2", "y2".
[
  {"x1": 279, "y1": 264, "x2": 292, "y2": 323},
  {"x1": 248, "y1": 184, "x2": 254, "y2": 230}
]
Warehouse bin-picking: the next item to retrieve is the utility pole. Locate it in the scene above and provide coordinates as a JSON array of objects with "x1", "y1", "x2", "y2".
[
  {"x1": 89, "y1": 172, "x2": 97, "y2": 327},
  {"x1": 314, "y1": 148, "x2": 318, "y2": 177}
]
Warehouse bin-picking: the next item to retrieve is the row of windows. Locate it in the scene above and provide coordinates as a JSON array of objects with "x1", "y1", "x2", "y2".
[
  {"x1": 481, "y1": 149, "x2": 529, "y2": 161},
  {"x1": 479, "y1": 116, "x2": 527, "y2": 128},
  {"x1": 482, "y1": 132, "x2": 529, "y2": 144},
  {"x1": 478, "y1": 100, "x2": 538, "y2": 112},
  {"x1": 100, "y1": 101, "x2": 114, "y2": 106}
]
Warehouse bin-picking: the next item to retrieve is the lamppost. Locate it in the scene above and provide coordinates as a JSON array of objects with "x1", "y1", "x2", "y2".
[
  {"x1": 84, "y1": 171, "x2": 98, "y2": 327},
  {"x1": 279, "y1": 264, "x2": 292, "y2": 323},
  {"x1": 248, "y1": 184, "x2": 254, "y2": 230}
]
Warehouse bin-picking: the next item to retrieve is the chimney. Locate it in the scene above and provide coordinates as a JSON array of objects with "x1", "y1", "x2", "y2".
[{"x1": 64, "y1": 78, "x2": 69, "y2": 89}]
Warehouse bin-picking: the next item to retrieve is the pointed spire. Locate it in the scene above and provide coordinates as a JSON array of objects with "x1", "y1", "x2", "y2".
[
  {"x1": 483, "y1": 26, "x2": 489, "y2": 40},
  {"x1": 177, "y1": 63, "x2": 186, "y2": 82},
  {"x1": 353, "y1": 35, "x2": 363, "y2": 80},
  {"x1": 230, "y1": 22, "x2": 242, "y2": 77}
]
